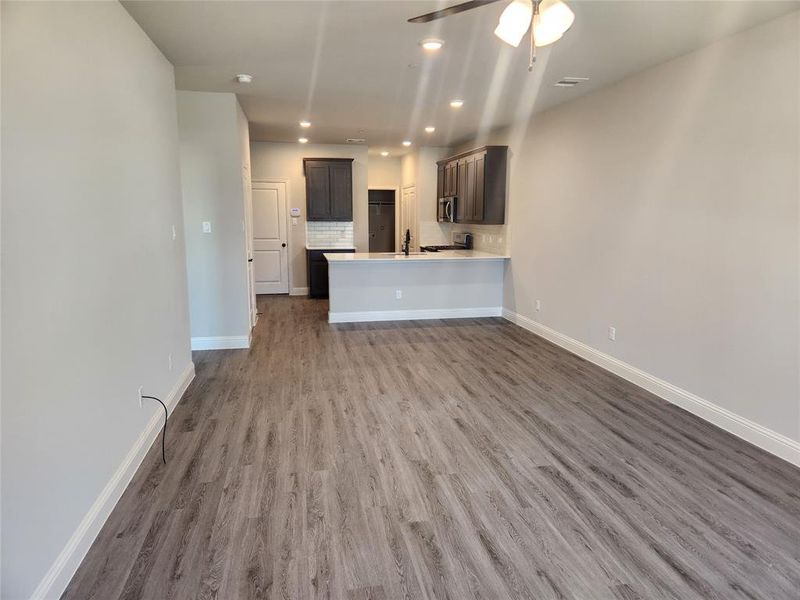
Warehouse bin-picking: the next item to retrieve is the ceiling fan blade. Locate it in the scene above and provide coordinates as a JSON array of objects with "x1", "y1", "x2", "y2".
[{"x1": 408, "y1": 0, "x2": 504, "y2": 23}]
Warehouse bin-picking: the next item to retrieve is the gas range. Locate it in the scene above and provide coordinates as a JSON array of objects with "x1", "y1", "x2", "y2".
[
  {"x1": 419, "y1": 245, "x2": 466, "y2": 252},
  {"x1": 420, "y1": 231, "x2": 473, "y2": 253}
]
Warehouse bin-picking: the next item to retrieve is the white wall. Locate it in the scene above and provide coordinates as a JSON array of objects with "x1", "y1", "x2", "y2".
[
  {"x1": 177, "y1": 91, "x2": 251, "y2": 345},
  {"x1": 497, "y1": 12, "x2": 800, "y2": 447},
  {"x1": 1, "y1": 2, "x2": 193, "y2": 597},
  {"x1": 250, "y1": 142, "x2": 369, "y2": 291}
]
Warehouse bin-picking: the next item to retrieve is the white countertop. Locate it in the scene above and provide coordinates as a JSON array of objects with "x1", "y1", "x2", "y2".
[
  {"x1": 306, "y1": 245, "x2": 357, "y2": 250},
  {"x1": 324, "y1": 250, "x2": 510, "y2": 263}
]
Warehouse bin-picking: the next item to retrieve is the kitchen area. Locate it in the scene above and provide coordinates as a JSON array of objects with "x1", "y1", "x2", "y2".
[{"x1": 302, "y1": 145, "x2": 511, "y2": 323}]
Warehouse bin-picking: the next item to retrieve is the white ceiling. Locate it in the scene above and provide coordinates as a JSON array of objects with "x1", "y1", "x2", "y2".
[{"x1": 123, "y1": 0, "x2": 799, "y2": 155}]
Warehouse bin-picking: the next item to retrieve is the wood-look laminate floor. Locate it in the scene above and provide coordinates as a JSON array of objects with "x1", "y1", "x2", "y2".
[{"x1": 64, "y1": 296, "x2": 800, "y2": 600}]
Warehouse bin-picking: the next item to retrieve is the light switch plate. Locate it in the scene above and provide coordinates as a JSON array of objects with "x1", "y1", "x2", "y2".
[{"x1": 202, "y1": 221, "x2": 212, "y2": 233}]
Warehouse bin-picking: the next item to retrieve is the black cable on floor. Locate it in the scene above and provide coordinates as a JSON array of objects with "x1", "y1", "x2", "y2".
[{"x1": 141, "y1": 395, "x2": 168, "y2": 464}]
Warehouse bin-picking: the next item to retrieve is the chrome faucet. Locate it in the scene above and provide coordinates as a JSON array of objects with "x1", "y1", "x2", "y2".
[{"x1": 402, "y1": 229, "x2": 411, "y2": 256}]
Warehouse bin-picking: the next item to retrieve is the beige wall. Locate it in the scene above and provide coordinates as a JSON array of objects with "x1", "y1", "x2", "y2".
[
  {"x1": 177, "y1": 91, "x2": 251, "y2": 341},
  {"x1": 2, "y1": 2, "x2": 192, "y2": 597},
  {"x1": 368, "y1": 155, "x2": 401, "y2": 189},
  {"x1": 498, "y1": 12, "x2": 800, "y2": 442},
  {"x1": 250, "y1": 142, "x2": 369, "y2": 291},
  {"x1": 400, "y1": 147, "x2": 452, "y2": 246}
]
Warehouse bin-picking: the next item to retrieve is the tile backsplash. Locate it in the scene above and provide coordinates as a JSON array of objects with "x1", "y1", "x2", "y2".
[
  {"x1": 306, "y1": 221, "x2": 354, "y2": 248},
  {"x1": 467, "y1": 224, "x2": 508, "y2": 254},
  {"x1": 420, "y1": 221, "x2": 508, "y2": 254}
]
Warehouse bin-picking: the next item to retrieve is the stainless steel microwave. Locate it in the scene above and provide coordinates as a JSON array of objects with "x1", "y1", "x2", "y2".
[{"x1": 438, "y1": 197, "x2": 456, "y2": 222}]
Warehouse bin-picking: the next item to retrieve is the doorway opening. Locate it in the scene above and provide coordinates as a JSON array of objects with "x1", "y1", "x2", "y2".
[
  {"x1": 400, "y1": 185, "x2": 417, "y2": 253},
  {"x1": 368, "y1": 189, "x2": 396, "y2": 253}
]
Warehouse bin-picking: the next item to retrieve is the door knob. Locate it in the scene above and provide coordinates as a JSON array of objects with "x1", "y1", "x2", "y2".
[
  {"x1": 247, "y1": 258, "x2": 253, "y2": 262},
  {"x1": 281, "y1": 243, "x2": 286, "y2": 247}
]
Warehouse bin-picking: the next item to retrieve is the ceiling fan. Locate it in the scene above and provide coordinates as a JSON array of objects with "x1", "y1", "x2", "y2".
[{"x1": 409, "y1": 0, "x2": 575, "y2": 71}]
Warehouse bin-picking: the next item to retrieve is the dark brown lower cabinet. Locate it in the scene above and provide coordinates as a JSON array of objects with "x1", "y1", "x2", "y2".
[{"x1": 307, "y1": 248, "x2": 354, "y2": 298}]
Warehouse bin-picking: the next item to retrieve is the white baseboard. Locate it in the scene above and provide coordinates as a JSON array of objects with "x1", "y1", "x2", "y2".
[
  {"x1": 191, "y1": 334, "x2": 250, "y2": 350},
  {"x1": 502, "y1": 308, "x2": 800, "y2": 467},
  {"x1": 290, "y1": 287, "x2": 309, "y2": 296},
  {"x1": 30, "y1": 362, "x2": 196, "y2": 600},
  {"x1": 329, "y1": 306, "x2": 502, "y2": 324}
]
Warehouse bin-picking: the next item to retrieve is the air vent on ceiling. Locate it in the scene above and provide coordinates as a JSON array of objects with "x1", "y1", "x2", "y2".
[
  {"x1": 555, "y1": 76, "x2": 589, "y2": 87},
  {"x1": 346, "y1": 138, "x2": 366, "y2": 144}
]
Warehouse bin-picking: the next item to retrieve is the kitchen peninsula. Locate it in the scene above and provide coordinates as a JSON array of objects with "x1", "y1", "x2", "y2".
[{"x1": 325, "y1": 250, "x2": 509, "y2": 323}]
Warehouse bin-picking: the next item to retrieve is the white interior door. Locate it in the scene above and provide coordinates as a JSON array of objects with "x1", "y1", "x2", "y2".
[
  {"x1": 243, "y1": 166, "x2": 257, "y2": 326},
  {"x1": 401, "y1": 185, "x2": 418, "y2": 252},
  {"x1": 252, "y1": 180, "x2": 289, "y2": 294}
]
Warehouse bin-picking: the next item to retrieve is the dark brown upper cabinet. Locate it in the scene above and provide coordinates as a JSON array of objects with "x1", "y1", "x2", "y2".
[
  {"x1": 437, "y1": 145, "x2": 507, "y2": 225},
  {"x1": 444, "y1": 160, "x2": 458, "y2": 197},
  {"x1": 303, "y1": 158, "x2": 354, "y2": 221}
]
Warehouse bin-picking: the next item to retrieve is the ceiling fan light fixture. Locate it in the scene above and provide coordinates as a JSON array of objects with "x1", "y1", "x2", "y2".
[
  {"x1": 494, "y1": 0, "x2": 533, "y2": 48},
  {"x1": 533, "y1": 0, "x2": 575, "y2": 47}
]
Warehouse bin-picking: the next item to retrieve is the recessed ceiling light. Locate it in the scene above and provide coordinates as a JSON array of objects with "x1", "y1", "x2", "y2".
[
  {"x1": 425, "y1": 126, "x2": 436, "y2": 133},
  {"x1": 421, "y1": 39, "x2": 444, "y2": 51},
  {"x1": 402, "y1": 140, "x2": 412, "y2": 147},
  {"x1": 235, "y1": 74, "x2": 253, "y2": 84},
  {"x1": 450, "y1": 99, "x2": 464, "y2": 108},
  {"x1": 299, "y1": 120, "x2": 311, "y2": 128},
  {"x1": 380, "y1": 151, "x2": 389, "y2": 157},
  {"x1": 298, "y1": 137, "x2": 308, "y2": 144}
]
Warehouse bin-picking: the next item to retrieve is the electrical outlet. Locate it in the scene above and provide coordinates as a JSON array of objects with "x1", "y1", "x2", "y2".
[
  {"x1": 138, "y1": 385, "x2": 143, "y2": 408},
  {"x1": 535, "y1": 299, "x2": 541, "y2": 312},
  {"x1": 395, "y1": 289, "x2": 402, "y2": 300},
  {"x1": 608, "y1": 326, "x2": 616, "y2": 341},
  {"x1": 168, "y1": 353, "x2": 173, "y2": 372}
]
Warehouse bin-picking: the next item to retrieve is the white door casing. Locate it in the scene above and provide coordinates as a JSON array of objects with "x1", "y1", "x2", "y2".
[
  {"x1": 401, "y1": 185, "x2": 418, "y2": 252},
  {"x1": 252, "y1": 180, "x2": 289, "y2": 294},
  {"x1": 243, "y1": 165, "x2": 257, "y2": 326}
]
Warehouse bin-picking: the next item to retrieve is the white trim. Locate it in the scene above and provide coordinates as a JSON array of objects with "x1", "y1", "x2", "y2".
[
  {"x1": 30, "y1": 363, "x2": 196, "y2": 600},
  {"x1": 290, "y1": 287, "x2": 309, "y2": 296},
  {"x1": 502, "y1": 308, "x2": 800, "y2": 467},
  {"x1": 191, "y1": 334, "x2": 251, "y2": 350},
  {"x1": 329, "y1": 306, "x2": 502, "y2": 323}
]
